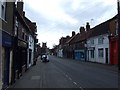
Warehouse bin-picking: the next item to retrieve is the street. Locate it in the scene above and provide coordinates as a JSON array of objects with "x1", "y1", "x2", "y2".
[{"x1": 12, "y1": 55, "x2": 118, "y2": 89}]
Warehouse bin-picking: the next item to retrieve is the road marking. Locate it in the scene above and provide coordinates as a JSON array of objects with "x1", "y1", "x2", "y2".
[
  {"x1": 69, "y1": 77, "x2": 72, "y2": 80},
  {"x1": 65, "y1": 74, "x2": 68, "y2": 77},
  {"x1": 79, "y1": 87, "x2": 84, "y2": 90},
  {"x1": 73, "y1": 81, "x2": 77, "y2": 85}
]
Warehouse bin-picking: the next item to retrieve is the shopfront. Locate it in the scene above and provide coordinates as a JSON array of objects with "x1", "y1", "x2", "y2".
[{"x1": 2, "y1": 31, "x2": 12, "y2": 88}]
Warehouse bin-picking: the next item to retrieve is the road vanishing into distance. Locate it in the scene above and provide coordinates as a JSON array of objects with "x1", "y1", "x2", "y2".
[{"x1": 13, "y1": 55, "x2": 118, "y2": 89}]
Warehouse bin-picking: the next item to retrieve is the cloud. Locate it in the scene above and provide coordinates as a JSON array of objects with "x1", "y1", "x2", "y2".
[{"x1": 23, "y1": 0, "x2": 117, "y2": 48}]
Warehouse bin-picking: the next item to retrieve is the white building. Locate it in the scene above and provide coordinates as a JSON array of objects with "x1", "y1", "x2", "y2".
[
  {"x1": 86, "y1": 19, "x2": 111, "y2": 64},
  {"x1": 27, "y1": 35, "x2": 34, "y2": 68},
  {"x1": 58, "y1": 49, "x2": 63, "y2": 57},
  {"x1": 87, "y1": 34, "x2": 110, "y2": 64}
]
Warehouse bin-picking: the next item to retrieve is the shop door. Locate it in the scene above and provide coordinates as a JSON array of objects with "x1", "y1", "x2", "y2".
[{"x1": 2, "y1": 47, "x2": 10, "y2": 88}]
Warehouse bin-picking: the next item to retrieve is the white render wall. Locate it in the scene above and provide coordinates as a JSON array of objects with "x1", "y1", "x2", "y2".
[
  {"x1": 87, "y1": 34, "x2": 110, "y2": 64},
  {"x1": 57, "y1": 49, "x2": 63, "y2": 57},
  {"x1": 27, "y1": 35, "x2": 34, "y2": 68}
]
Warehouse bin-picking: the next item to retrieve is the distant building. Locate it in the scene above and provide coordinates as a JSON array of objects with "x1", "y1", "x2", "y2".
[
  {"x1": 41, "y1": 42, "x2": 47, "y2": 54},
  {"x1": 57, "y1": 15, "x2": 118, "y2": 65}
]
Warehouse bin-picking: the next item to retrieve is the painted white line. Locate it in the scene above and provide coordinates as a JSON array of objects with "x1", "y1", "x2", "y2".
[
  {"x1": 79, "y1": 87, "x2": 83, "y2": 90},
  {"x1": 65, "y1": 74, "x2": 68, "y2": 77},
  {"x1": 73, "y1": 82, "x2": 77, "y2": 85},
  {"x1": 68, "y1": 77, "x2": 72, "y2": 80}
]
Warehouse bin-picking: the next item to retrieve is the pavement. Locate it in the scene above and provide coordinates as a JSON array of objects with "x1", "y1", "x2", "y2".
[
  {"x1": 7, "y1": 55, "x2": 119, "y2": 89},
  {"x1": 0, "y1": 81, "x2": 2, "y2": 90}
]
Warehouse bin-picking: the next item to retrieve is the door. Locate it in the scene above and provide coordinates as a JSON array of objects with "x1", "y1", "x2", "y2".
[
  {"x1": 105, "y1": 48, "x2": 108, "y2": 64},
  {"x1": 2, "y1": 47, "x2": 10, "y2": 88}
]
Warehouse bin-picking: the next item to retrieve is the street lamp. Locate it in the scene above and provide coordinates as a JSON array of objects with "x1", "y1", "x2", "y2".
[{"x1": 117, "y1": 0, "x2": 120, "y2": 70}]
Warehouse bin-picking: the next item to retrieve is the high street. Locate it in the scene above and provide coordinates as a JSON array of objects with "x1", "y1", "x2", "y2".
[{"x1": 11, "y1": 55, "x2": 118, "y2": 89}]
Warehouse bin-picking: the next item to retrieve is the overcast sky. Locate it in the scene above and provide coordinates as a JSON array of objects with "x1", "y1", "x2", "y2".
[{"x1": 23, "y1": 0, "x2": 117, "y2": 49}]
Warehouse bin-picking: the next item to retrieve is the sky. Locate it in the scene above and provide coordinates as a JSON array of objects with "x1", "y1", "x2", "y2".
[{"x1": 23, "y1": 0, "x2": 117, "y2": 49}]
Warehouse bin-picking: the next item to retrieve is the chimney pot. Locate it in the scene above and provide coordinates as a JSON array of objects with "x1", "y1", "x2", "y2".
[
  {"x1": 72, "y1": 31, "x2": 75, "y2": 37},
  {"x1": 86, "y1": 22, "x2": 90, "y2": 31},
  {"x1": 80, "y1": 26, "x2": 85, "y2": 33}
]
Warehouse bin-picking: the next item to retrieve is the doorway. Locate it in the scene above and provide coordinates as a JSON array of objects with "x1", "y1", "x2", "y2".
[{"x1": 105, "y1": 48, "x2": 108, "y2": 64}]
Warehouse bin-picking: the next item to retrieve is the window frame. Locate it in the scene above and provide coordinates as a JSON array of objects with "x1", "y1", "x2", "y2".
[
  {"x1": 98, "y1": 37, "x2": 104, "y2": 44},
  {"x1": 0, "y1": 1, "x2": 6, "y2": 20},
  {"x1": 98, "y1": 48, "x2": 104, "y2": 58},
  {"x1": 90, "y1": 50, "x2": 94, "y2": 58}
]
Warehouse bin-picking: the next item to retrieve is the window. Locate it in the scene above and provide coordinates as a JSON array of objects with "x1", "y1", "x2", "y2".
[
  {"x1": 15, "y1": 17, "x2": 19, "y2": 27},
  {"x1": 22, "y1": 32, "x2": 25, "y2": 39},
  {"x1": 98, "y1": 37, "x2": 104, "y2": 44},
  {"x1": 90, "y1": 50, "x2": 94, "y2": 58},
  {"x1": 98, "y1": 48, "x2": 104, "y2": 58},
  {"x1": 22, "y1": 28, "x2": 25, "y2": 40},
  {"x1": 116, "y1": 22, "x2": 118, "y2": 36},
  {"x1": 90, "y1": 39, "x2": 94, "y2": 45},
  {"x1": 14, "y1": 17, "x2": 18, "y2": 36},
  {"x1": 0, "y1": 1, "x2": 6, "y2": 20},
  {"x1": 14, "y1": 26, "x2": 18, "y2": 36},
  {"x1": 25, "y1": 34, "x2": 28, "y2": 41}
]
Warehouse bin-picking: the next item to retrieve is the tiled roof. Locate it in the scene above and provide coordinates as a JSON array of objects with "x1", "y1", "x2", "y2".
[
  {"x1": 89, "y1": 15, "x2": 117, "y2": 38},
  {"x1": 67, "y1": 29, "x2": 93, "y2": 44},
  {"x1": 67, "y1": 15, "x2": 117, "y2": 45},
  {"x1": 24, "y1": 17, "x2": 37, "y2": 33}
]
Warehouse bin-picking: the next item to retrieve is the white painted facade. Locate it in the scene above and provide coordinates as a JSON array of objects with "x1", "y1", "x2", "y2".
[
  {"x1": 57, "y1": 45, "x2": 63, "y2": 57},
  {"x1": 57, "y1": 49, "x2": 63, "y2": 57},
  {"x1": 27, "y1": 35, "x2": 34, "y2": 68},
  {"x1": 87, "y1": 34, "x2": 110, "y2": 64}
]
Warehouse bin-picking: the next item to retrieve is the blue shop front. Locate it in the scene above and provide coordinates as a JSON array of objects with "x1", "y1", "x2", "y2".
[
  {"x1": 2, "y1": 31, "x2": 12, "y2": 88},
  {"x1": 74, "y1": 50, "x2": 85, "y2": 60}
]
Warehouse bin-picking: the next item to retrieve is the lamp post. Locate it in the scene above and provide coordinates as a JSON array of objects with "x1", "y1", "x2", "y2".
[{"x1": 118, "y1": 0, "x2": 120, "y2": 70}]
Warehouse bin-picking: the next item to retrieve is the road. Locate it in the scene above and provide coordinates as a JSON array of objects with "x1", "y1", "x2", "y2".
[{"x1": 12, "y1": 55, "x2": 118, "y2": 89}]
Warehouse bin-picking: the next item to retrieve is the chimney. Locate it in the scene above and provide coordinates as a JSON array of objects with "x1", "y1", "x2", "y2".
[
  {"x1": 80, "y1": 27, "x2": 85, "y2": 33},
  {"x1": 86, "y1": 22, "x2": 90, "y2": 31},
  {"x1": 23, "y1": 11, "x2": 25, "y2": 17},
  {"x1": 72, "y1": 31, "x2": 75, "y2": 37},
  {"x1": 42, "y1": 42, "x2": 47, "y2": 48},
  {"x1": 17, "y1": 0, "x2": 24, "y2": 15}
]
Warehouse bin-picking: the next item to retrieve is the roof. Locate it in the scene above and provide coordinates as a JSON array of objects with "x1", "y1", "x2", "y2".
[
  {"x1": 89, "y1": 15, "x2": 117, "y2": 38},
  {"x1": 24, "y1": 17, "x2": 37, "y2": 33},
  {"x1": 66, "y1": 15, "x2": 117, "y2": 45},
  {"x1": 67, "y1": 29, "x2": 93, "y2": 44}
]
